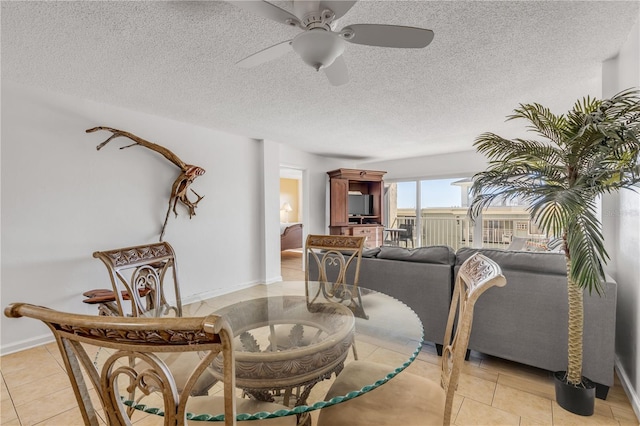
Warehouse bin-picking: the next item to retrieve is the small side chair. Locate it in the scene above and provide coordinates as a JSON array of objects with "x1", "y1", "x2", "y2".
[
  {"x1": 317, "y1": 252, "x2": 507, "y2": 426},
  {"x1": 4, "y1": 303, "x2": 295, "y2": 426}
]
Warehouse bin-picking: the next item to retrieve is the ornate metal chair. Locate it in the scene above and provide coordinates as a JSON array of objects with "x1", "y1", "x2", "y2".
[
  {"x1": 304, "y1": 234, "x2": 366, "y2": 319},
  {"x1": 4, "y1": 303, "x2": 295, "y2": 426},
  {"x1": 317, "y1": 253, "x2": 507, "y2": 426},
  {"x1": 83, "y1": 242, "x2": 182, "y2": 317},
  {"x1": 83, "y1": 242, "x2": 223, "y2": 398}
]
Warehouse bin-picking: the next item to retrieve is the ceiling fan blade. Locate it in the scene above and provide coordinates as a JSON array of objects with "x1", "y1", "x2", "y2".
[
  {"x1": 323, "y1": 55, "x2": 349, "y2": 86},
  {"x1": 320, "y1": 1, "x2": 357, "y2": 19},
  {"x1": 236, "y1": 40, "x2": 293, "y2": 68},
  {"x1": 232, "y1": 1, "x2": 301, "y2": 27},
  {"x1": 342, "y1": 24, "x2": 434, "y2": 48}
]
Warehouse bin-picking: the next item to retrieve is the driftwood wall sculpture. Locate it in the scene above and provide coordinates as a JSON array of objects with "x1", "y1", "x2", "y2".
[{"x1": 86, "y1": 126, "x2": 205, "y2": 241}]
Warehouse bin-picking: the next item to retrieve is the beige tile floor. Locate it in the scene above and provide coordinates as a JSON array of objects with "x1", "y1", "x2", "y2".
[{"x1": 1, "y1": 251, "x2": 638, "y2": 425}]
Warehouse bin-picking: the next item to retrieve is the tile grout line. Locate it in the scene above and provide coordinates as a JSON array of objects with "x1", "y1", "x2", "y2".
[{"x1": 1, "y1": 371, "x2": 21, "y2": 426}]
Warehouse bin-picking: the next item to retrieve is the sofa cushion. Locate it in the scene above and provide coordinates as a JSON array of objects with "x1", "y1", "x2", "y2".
[
  {"x1": 376, "y1": 245, "x2": 455, "y2": 265},
  {"x1": 362, "y1": 247, "x2": 381, "y2": 258},
  {"x1": 456, "y1": 247, "x2": 567, "y2": 276}
]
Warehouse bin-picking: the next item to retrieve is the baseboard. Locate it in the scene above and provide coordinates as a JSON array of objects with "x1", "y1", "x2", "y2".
[
  {"x1": 615, "y1": 356, "x2": 640, "y2": 421},
  {"x1": 264, "y1": 275, "x2": 283, "y2": 284},
  {"x1": 182, "y1": 280, "x2": 261, "y2": 305},
  {"x1": 1, "y1": 333, "x2": 54, "y2": 356},
  {"x1": 283, "y1": 248, "x2": 303, "y2": 253}
]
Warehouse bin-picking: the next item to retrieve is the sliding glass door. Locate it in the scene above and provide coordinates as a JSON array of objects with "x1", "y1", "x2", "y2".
[
  {"x1": 385, "y1": 181, "x2": 417, "y2": 246},
  {"x1": 419, "y1": 178, "x2": 471, "y2": 250},
  {"x1": 385, "y1": 177, "x2": 549, "y2": 250}
]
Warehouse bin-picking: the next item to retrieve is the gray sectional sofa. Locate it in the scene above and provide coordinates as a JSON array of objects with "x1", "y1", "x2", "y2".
[
  {"x1": 308, "y1": 244, "x2": 618, "y2": 399},
  {"x1": 455, "y1": 247, "x2": 617, "y2": 399},
  {"x1": 356, "y1": 245, "x2": 455, "y2": 349}
]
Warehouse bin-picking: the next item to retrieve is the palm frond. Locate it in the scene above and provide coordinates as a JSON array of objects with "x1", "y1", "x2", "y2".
[
  {"x1": 565, "y1": 202, "x2": 608, "y2": 295},
  {"x1": 508, "y1": 103, "x2": 566, "y2": 144},
  {"x1": 474, "y1": 133, "x2": 567, "y2": 168},
  {"x1": 571, "y1": 95, "x2": 601, "y2": 116},
  {"x1": 604, "y1": 88, "x2": 640, "y2": 118}
]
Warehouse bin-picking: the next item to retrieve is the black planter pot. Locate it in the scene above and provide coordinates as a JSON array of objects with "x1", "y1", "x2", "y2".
[{"x1": 554, "y1": 371, "x2": 595, "y2": 416}]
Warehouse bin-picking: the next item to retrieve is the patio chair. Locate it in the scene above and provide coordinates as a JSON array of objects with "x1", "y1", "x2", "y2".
[
  {"x1": 4, "y1": 303, "x2": 295, "y2": 426},
  {"x1": 507, "y1": 236, "x2": 528, "y2": 251},
  {"x1": 397, "y1": 223, "x2": 414, "y2": 247},
  {"x1": 317, "y1": 252, "x2": 507, "y2": 426},
  {"x1": 83, "y1": 242, "x2": 182, "y2": 317}
]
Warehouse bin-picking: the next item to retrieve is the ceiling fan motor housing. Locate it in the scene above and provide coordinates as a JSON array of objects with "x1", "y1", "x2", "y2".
[{"x1": 300, "y1": 9, "x2": 335, "y2": 30}]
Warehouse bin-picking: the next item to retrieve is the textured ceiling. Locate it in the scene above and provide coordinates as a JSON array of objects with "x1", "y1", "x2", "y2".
[{"x1": 2, "y1": 1, "x2": 639, "y2": 162}]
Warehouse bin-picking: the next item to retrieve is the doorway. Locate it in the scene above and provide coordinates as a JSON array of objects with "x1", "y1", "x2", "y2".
[
  {"x1": 280, "y1": 167, "x2": 304, "y2": 278},
  {"x1": 280, "y1": 169, "x2": 302, "y2": 226}
]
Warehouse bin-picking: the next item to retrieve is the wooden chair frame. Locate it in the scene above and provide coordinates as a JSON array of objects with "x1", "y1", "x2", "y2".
[
  {"x1": 440, "y1": 253, "x2": 507, "y2": 424},
  {"x1": 4, "y1": 303, "x2": 236, "y2": 426}
]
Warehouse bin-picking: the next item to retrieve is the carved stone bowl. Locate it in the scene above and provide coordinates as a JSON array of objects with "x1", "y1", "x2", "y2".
[{"x1": 208, "y1": 296, "x2": 355, "y2": 392}]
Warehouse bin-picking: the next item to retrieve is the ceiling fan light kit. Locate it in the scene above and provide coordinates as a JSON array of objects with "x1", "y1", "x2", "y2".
[
  {"x1": 233, "y1": 0, "x2": 434, "y2": 86},
  {"x1": 292, "y1": 30, "x2": 345, "y2": 71}
]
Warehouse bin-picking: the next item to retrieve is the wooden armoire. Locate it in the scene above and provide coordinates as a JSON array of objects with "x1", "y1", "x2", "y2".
[{"x1": 327, "y1": 168, "x2": 386, "y2": 248}]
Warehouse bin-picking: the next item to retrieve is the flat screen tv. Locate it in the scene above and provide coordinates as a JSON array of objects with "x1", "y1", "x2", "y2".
[{"x1": 348, "y1": 194, "x2": 374, "y2": 216}]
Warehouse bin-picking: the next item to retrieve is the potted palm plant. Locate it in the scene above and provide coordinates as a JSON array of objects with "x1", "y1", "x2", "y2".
[{"x1": 469, "y1": 88, "x2": 640, "y2": 415}]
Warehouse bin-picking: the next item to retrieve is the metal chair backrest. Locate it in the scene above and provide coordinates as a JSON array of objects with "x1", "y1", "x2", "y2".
[
  {"x1": 398, "y1": 223, "x2": 414, "y2": 246},
  {"x1": 441, "y1": 253, "x2": 506, "y2": 424},
  {"x1": 399, "y1": 223, "x2": 413, "y2": 238},
  {"x1": 91, "y1": 242, "x2": 182, "y2": 317},
  {"x1": 4, "y1": 303, "x2": 236, "y2": 426},
  {"x1": 304, "y1": 235, "x2": 365, "y2": 284},
  {"x1": 304, "y1": 234, "x2": 366, "y2": 318}
]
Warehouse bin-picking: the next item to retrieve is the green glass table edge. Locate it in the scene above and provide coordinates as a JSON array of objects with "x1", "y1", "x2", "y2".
[{"x1": 121, "y1": 336, "x2": 425, "y2": 422}]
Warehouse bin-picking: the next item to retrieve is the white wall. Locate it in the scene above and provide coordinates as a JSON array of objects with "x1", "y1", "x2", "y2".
[
  {"x1": 602, "y1": 15, "x2": 640, "y2": 417},
  {"x1": 279, "y1": 144, "x2": 353, "y2": 236},
  {"x1": 0, "y1": 82, "x2": 352, "y2": 353},
  {"x1": 0, "y1": 83, "x2": 267, "y2": 352}
]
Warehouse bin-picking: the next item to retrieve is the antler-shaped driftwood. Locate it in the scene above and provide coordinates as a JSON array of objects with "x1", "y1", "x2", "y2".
[{"x1": 86, "y1": 126, "x2": 205, "y2": 241}]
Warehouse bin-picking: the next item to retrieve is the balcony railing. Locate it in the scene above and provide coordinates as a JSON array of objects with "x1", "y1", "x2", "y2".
[{"x1": 393, "y1": 215, "x2": 549, "y2": 251}]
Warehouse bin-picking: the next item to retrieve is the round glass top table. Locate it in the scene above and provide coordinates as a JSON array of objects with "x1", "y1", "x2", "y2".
[{"x1": 136, "y1": 281, "x2": 423, "y2": 422}]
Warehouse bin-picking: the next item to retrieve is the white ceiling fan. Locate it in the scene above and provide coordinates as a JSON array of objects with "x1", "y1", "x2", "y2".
[{"x1": 232, "y1": 0, "x2": 434, "y2": 86}]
